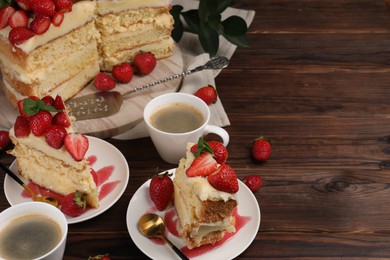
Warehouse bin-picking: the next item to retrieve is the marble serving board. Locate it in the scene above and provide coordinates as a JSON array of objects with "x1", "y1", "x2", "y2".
[{"x1": 0, "y1": 47, "x2": 183, "y2": 138}]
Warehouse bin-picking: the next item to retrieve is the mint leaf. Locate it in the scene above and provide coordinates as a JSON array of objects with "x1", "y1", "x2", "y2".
[
  {"x1": 194, "y1": 137, "x2": 214, "y2": 158},
  {"x1": 37, "y1": 100, "x2": 61, "y2": 112},
  {"x1": 0, "y1": 0, "x2": 13, "y2": 8},
  {"x1": 23, "y1": 98, "x2": 61, "y2": 116}
]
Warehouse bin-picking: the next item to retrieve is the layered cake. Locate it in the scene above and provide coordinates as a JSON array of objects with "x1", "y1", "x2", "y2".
[
  {"x1": 0, "y1": 0, "x2": 175, "y2": 107},
  {"x1": 7, "y1": 96, "x2": 99, "y2": 208},
  {"x1": 174, "y1": 143, "x2": 239, "y2": 249}
]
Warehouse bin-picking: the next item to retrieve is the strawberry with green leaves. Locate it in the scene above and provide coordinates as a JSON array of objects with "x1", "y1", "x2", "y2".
[
  {"x1": 88, "y1": 254, "x2": 111, "y2": 260},
  {"x1": 149, "y1": 171, "x2": 174, "y2": 211},
  {"x1": 60, "y1": 190, "x2": 87, "y2": 217}
]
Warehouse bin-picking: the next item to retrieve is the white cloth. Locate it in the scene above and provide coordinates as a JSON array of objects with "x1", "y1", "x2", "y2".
[{"x1": 113, "y1": 0, "x2": 255, "y2": 140}]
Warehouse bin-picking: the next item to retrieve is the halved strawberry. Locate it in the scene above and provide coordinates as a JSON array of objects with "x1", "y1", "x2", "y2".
[
  {"x1": 0, "y1": 6, "x2": 16, "y2": 29},
  {"x1": 15, "y1": 0, "x2": 31, "y2": 11},
  {"x1": 9, "y1": 26, "x2": 35, "y2": 45},
  {"x1": 186, "y1": 153, "x2": 217, "y2": 177},
  {"x1": 44, "y1": 124, "x2": 67, "y2": 149},
  {"x1": 31, "y1": 0, "x2": 55, "y2": 16},
  {"x1": 64, "y1": 133, "x2": 89, "y2": 161},
  {"x1": 29, "y1": 110, "x2": 52, "y2": 136},
  {"x1": 51, "y1": 11, "x2": 64, "y2": 27},
  {"x1": 30, "y1": 15, "x2": 51, "y2": 35},
  {"x1": 14, "y1": 116, "x2": 30, "y2": 137},
  {"x1": 207, "y1": 164, "x2": 239, "y2": 193},
  {"x1": 8, "y1": 10, "x2": 28, "y2": 28}
]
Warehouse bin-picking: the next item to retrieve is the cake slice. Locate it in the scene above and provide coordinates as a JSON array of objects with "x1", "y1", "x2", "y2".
[
  {"x1": 173, "y1": 141, "x2": 238, "y2": 249},
  {"x1": 7, "y1": 96, "x2": 99, "y2": 208}
]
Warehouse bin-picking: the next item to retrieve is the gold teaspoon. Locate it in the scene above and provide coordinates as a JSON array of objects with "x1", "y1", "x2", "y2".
[
  {"x1": 0, "y1": 162, "x2": 59, "y2": 207},
  {"x1": 138, "y1": 213, "x2": 189, "y2": 260}
]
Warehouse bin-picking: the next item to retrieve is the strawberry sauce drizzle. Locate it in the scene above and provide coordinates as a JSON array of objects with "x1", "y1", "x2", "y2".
[
  {"x1": 19, "y1": 154, "x2": 121, "y2": 217},
  {"x1": 144, "y1": 206, "x2": 252, "y2": 257}
]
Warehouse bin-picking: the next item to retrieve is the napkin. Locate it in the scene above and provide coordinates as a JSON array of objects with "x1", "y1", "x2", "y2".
[{"x1": 112, "y1": 0, "x2": 255, "y2": 140}]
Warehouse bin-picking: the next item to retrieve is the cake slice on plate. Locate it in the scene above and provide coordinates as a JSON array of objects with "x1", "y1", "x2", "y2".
[
  {"x1": 7, "y1": 96, "x2": 99, "y2": 208},
  {"x1": 173, "y1": 140, "x2": 238, "y2": 249}
]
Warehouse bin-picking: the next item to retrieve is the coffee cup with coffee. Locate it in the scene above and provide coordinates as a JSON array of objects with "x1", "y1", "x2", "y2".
[
  {"x1": 0, "y1": 202, "x2": 68, "y2": 260},
  {"x1": 144, "y1": 92, "x2": 229, "y2": 164}
]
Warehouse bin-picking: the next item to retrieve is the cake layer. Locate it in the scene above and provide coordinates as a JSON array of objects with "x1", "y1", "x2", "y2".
[
  {"x1": 96, "y1": 0, "x2": 171, "y2": 15},
  {"x1": 8, "y1": 128, "x2": 99, "y2": 208}
]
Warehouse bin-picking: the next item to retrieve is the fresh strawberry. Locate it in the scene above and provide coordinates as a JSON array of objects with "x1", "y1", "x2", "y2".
[
  {"x1": 243, "y1": 175, "x2": 262, "y2": 192},
  {"x1": 207, "y1": 164, "x2": 239, "y2": 193},
  {"x1": 194, "y1": 85, "x2": 217, "y2": 105},
  {"x1": 14, "y1": 116, "x2": 30, "y2": 137},
  {"x1": 52, "y1": 111, "x2": 70, "y2": 127},
  {"x1": 207, "y1": 141, "x2": 228, "y2": 164},
  {"x1": 31, "y1": 0, "x2": 55, "y2": 16},
  {"x1": 53, "y1": 0, "x2": 72, "y2": 12},
  {"x1": 0, "y1": 130, "x2": 10, "y2": 150},
  {"x1": 8, "y1": 26, "x2": 35, "y2": 45},
  {"x1": 149, "y1": 171, "x2": 174, "y2": 211},
  {"x1": 252, "y1": 135, "x2": 272, "y2": 161},
  {"x1": 29, "y1": 110, "x2": 52, "y2": 136},
  {"x1": 0, "y1": 6, "x2": 15, "y2": 29},
  {"x1": 30, "y1": 15, "x2": 51, "y2": 35},
  {"x1": 8, "y1": 10, "x2": 29, "y2": 28},
  {"x1": 186, "y1": 153, "x2": 217, "y2": 177},
  {"x1": 88, "y1": 254, "x2": 111, "y2": 260},
  {"x1": 51, "y1": 11, "x2": 63, "y2": 26},
  {"x1": 53, "y1": 94, "x2": 65, "y2": 110},
  {"x1": 60, "y1": 190, "x2": 87, "y2": 217},
  {"x1": 94, "y1": 72, "x2": 116, "y2": 91},
  {"x1": 133, "y1": 52, "x2": 157, "y2": 76},
  {"x1": 44, "y1": 124, "x2": 66, "y2": 148},
  {"x1": 41, "y1": 95, "x2": 54, "y2": 106},
  {"x1": 112, "y1": 62, "x2": 133, "y2": 83},
  {"x1": 15, "y1": 0, "x2": 31, "y2": 11},
  {"x1": 64, "y1": 133, "x2": 89, "y2": 161}
]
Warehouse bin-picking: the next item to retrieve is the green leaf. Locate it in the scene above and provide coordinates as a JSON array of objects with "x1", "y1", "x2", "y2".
[
  {"x1": 199, "y1": 22, "x2": 219, "y2": 57},
  {"x1": 194, "y1": 137, "x2": 214, "y2": 158},
  {"x1": 170, "y1": 5, "x2": 184, "y2": 42},
  {"x1": 207, "y1": 15, "x2": 222, "y2": 33},
  {"x1": 222, "y1": 33, "x2": 249, "y2": 47},
  {"x1": 199, "y1": 0, "x2": 217, "y2": 23},
  {"x1": 182, "y1": 10, "x2": 200, "y2": 34},
  {"x1": 0, "y1": 0, "x2": 12, "y2": 8},
  {"x1": 222, "y1": 16, "x2": 248, "y2": 36},
  {"x1": 23, "y1": 98, "x2": 60, "y2": 116},
  {"x1": 216, "y1": 0, "x2": 233, "y2": 14}
]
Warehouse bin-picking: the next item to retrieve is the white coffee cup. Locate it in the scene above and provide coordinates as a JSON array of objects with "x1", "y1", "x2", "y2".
[
  {"x1": 144, "y1": 92, "x2": 229, "y2": 164},
  {"x1": 0, "y1": 202, "x2": 68, "y2": 260}
]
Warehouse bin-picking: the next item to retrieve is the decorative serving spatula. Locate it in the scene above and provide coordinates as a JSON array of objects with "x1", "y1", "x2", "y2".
[{"x1": 66, "y1": 56, "x2": 230, "y2": 121}]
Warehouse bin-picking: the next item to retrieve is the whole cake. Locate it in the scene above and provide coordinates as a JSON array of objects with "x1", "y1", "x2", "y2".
[
  {"x1": 0, "y1": 0, "x2": 175, "y2": 107},
  {"x1": 173, "y1": 141, "x2": 239, "y2": 249},
  {"x1": 7, "y1": 95, "x2": 99, "y2": 208}
]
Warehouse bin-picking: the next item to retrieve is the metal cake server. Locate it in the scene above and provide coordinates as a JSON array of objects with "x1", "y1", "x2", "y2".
[{"x1": 66, "y1": 56, "x2": 230, "y2": 120}]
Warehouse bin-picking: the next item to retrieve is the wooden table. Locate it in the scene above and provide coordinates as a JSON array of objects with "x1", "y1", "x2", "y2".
[{"x1": 2, "y1": 0, "x2": 390, "y2": 258}]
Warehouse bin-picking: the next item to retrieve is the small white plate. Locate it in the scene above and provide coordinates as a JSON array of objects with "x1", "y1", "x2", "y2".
[
  {"x1": 4, "y1": 136, "x2": 129, "y2": 224},
  {"x1": 126, "y1": 168, "x2": 261, "y2": 260}
]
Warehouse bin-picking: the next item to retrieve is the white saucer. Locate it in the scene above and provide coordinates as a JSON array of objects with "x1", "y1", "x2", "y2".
[
  {"x1": 4, "y1": 136, "x2": 129, "y2": 224},
  {"x1": 126, "y1": 168, "x2": 261, "y2": 260}
]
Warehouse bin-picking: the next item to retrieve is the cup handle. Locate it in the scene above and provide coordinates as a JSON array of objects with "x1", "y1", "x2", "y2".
[{"x1": 204, "y1": 125, "x2": 230, "y2": 147}]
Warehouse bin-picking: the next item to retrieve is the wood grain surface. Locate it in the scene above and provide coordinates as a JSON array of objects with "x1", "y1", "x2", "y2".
[{"x1": 2, "y1": 0, "x2": 390, "y2": 259}]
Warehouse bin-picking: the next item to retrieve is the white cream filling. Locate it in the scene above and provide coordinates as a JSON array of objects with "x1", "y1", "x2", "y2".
[
  {"x1": 96, "y1": 0, "x2": 171, "y2": 15},
  {"x1": 190, "y1": 217, "x2": 235, "y2": 243},
  {"x1": 0, "y1": 1, "x2": 96, "y2": 53}
]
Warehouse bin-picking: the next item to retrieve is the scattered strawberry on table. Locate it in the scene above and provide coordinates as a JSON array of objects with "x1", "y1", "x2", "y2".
[
  {"x1": 194, "y1": 85, "x2": 218, "y2": 105},
  {"x1": 149, "y1": 171, "x2": 174, "y2": 211},
  {"x1": 252, "y1": 135, "x2": 272, "y2": 162},
  {"x1": 112, "y1": 62, "x2": 133, "y2": 83},
  {"x1": 94, "y1": 72, "x2": 116, "y2": 91},
  {"x1": 88, "y1": 253, "x2": 111, "y2": 260},
  {"x1": 60, "y1": 190, "x2": 87, "y2": 217},
  {"x1": 133, "y1": 51, "x2": 157, "y2": 76},
  {"x1": 0, "y1": 130, "x2": 10, "y2": 150},
  {"x1": 243, "y1": 175, "x2": 263, "y2": 192}
]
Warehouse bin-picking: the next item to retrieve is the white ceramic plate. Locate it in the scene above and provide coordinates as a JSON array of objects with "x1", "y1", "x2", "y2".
[
  {"x1": 126, "y1": 168, "x2": 261, "y2": 260},
  {"x1": 4, "y1": 136, "x2": 129, "y2": 224}
]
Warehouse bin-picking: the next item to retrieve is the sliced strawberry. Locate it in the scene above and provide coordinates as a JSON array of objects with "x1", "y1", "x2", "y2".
[
  {"x1": 64, "y1": 133, "x2": 89, "y2": 161},
  {"x1": 207, "y1": 164, "x2": 239, "y2": 193},
  {"x1": 53, "y1": 0, "x2": 72, "y2": 12},
  {"x1": 44, "y1": 124, "x2": 66, "y2": 149},
  {"x1": 94, "y1": 72, "x2": 116, "y2": 91},
  {"x1": 14, "y1": 116, "x2": 30, "y2": 137},
  {"x1": 15, "y1": 0, "x2": 31, "y2": 11},
  {"x1": 112, "y1": 62, "x2": 133, "y2": 83},
  {"x1": 29, "y1": 110, "x2": 52, "y2": 136},
  {"x1": 0, "y1": 6, "x2": 16, "y2": 29},
  {"x1": 52, "y1": 111, "x2": 70, "y2": 127},
  {"x1": 31, "y1": 0, "x2": 55, "y2": 16},
  {"x1": 186, "y1": 153, "x2": 218, "y2": 177},
  {"x1": 30, "y1": 15, "x2": 51, "y2": 35},
  {"x1": 8, "y1": 10, "x2": 28, "y2": 28},
  {"x1": 51, "y1": 11, "x2": 64, "y2": 27},
  {"x1": 53, "y1": 94, "x2": 65, "y2": 110},
  {"x1": 9, "y1": 26, "x2": 35, "y2": 45}
]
